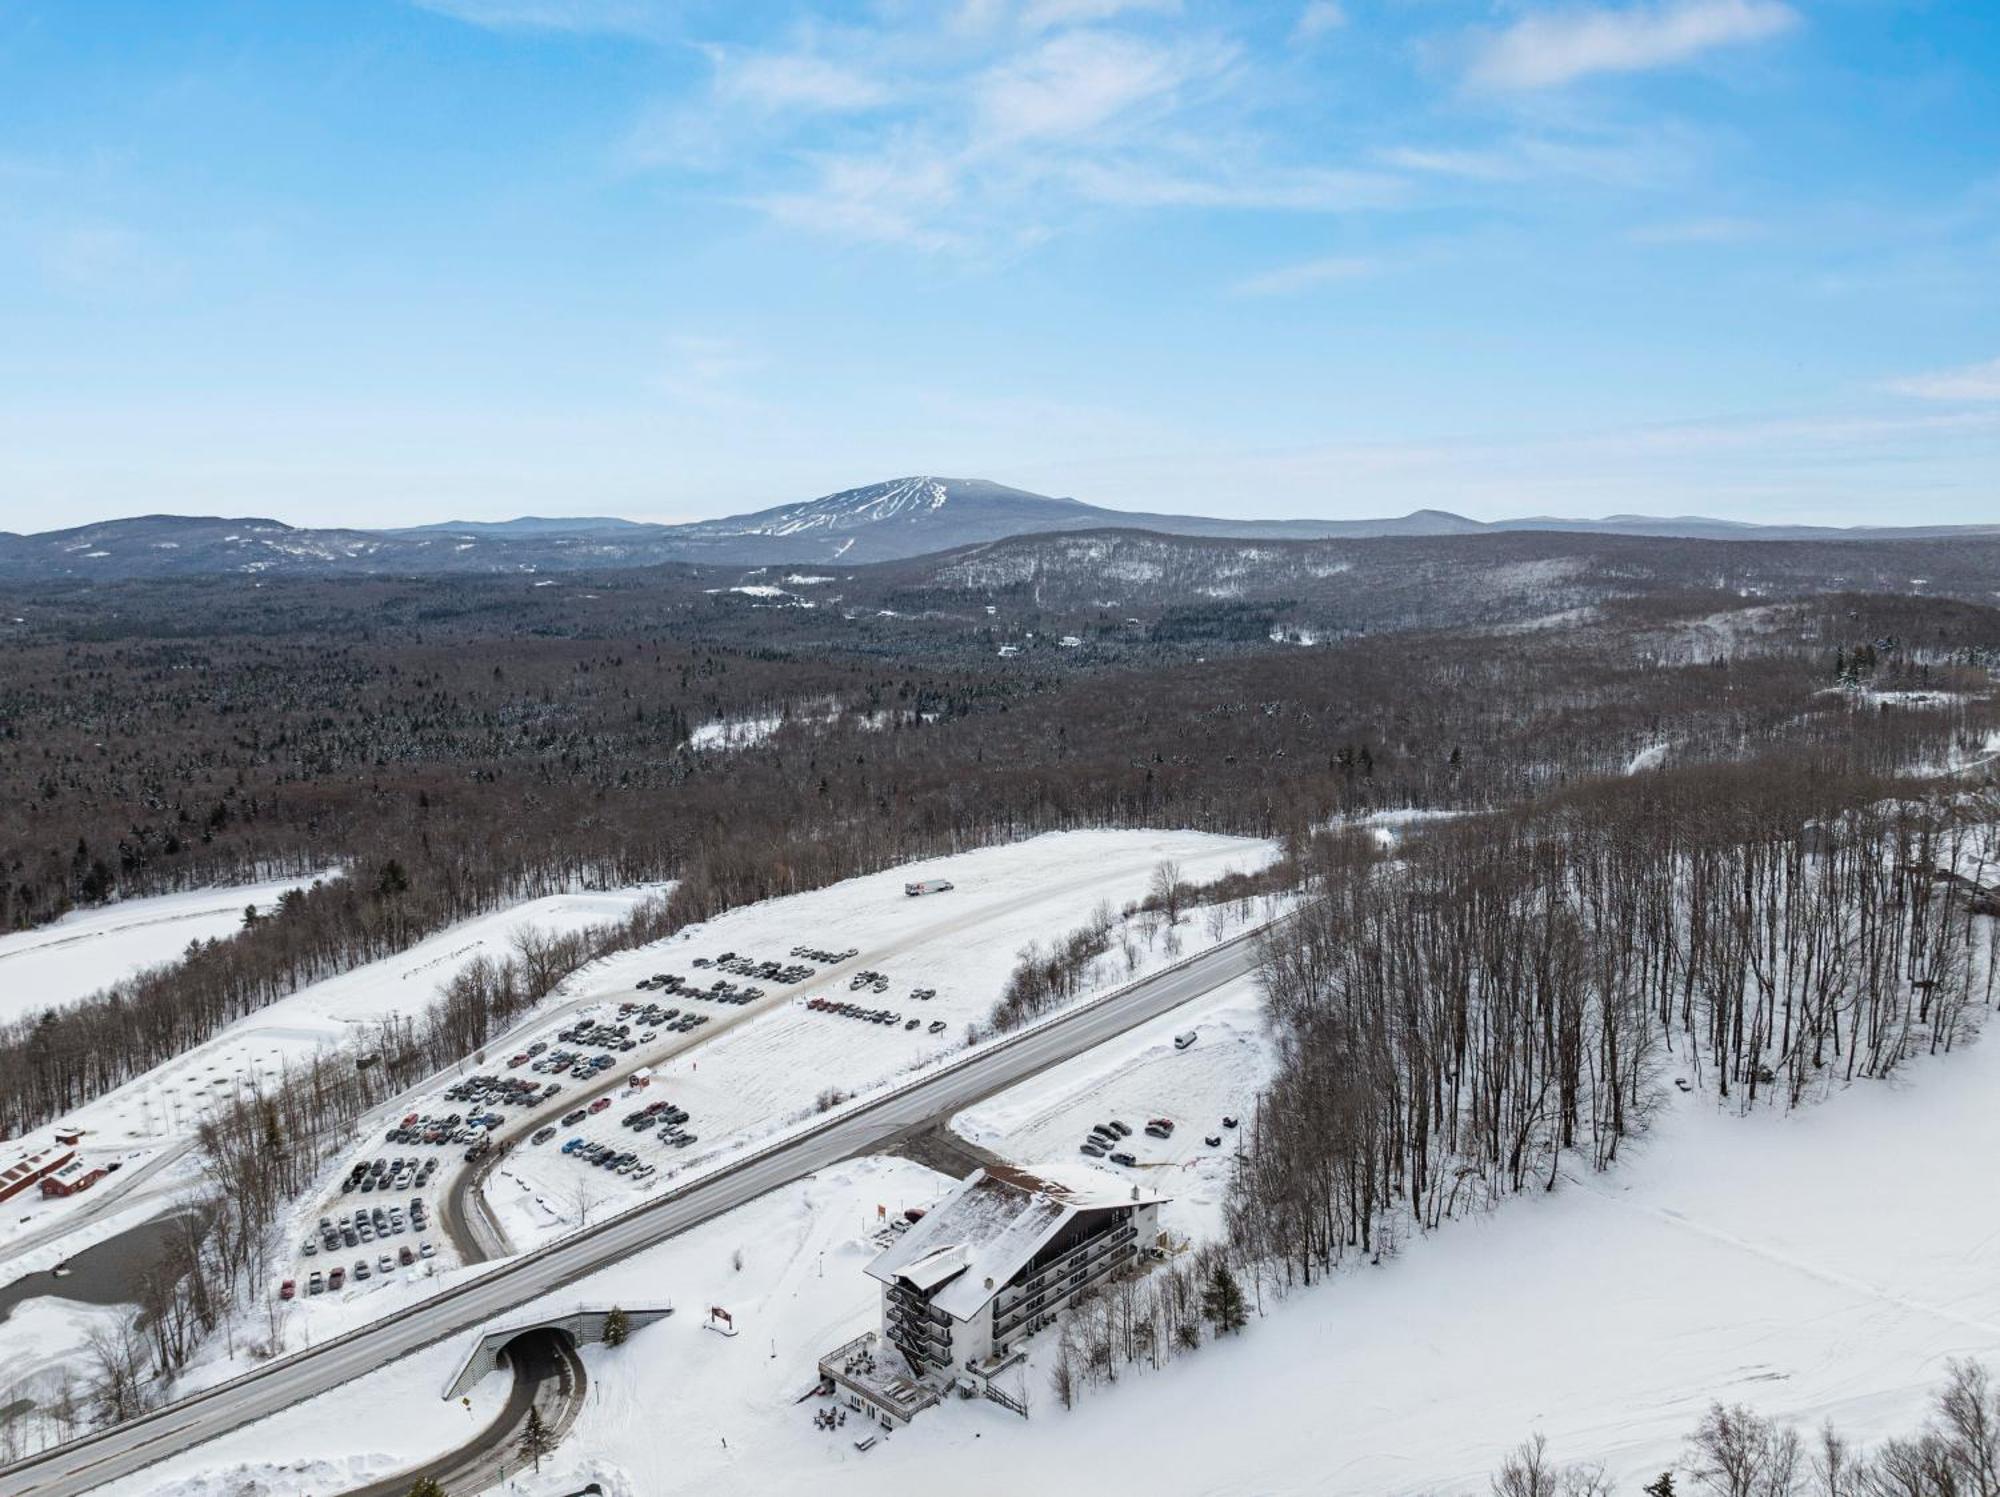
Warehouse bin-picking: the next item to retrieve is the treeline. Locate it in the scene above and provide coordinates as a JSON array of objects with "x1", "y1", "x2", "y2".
[
  {"x1": 0, "y1": 850, "x2": 664, "y2": 1137},
  {"x1": 70, "y1": 898, "x2": 679, "y2": 1429},
  {"x1": 1489, "y1": 1357, "x2": 2000, "y2": 1497},
  {"x1": 1044, "y1": 1246, "x2": 1251, "y2": 1413},
  {"x1": 1228, "y1": 761, "x2": 1998, "y2": 1282},
  {"x1": 989, "y1": 855, "x2": 1299, "y2": 1033},
  {"x1": 6, "y1": 581, "x2": 1990, "y2": 943}
]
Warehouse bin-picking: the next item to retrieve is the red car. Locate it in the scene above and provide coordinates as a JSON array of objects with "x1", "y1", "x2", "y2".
[
  {"x1": 279, "y1": 1279, "x2": 296, "y2": 1301},
  {"x1": 328, "y1": 1266, "x2": 346, "y2": 1290},
  {"x1": 588, "y1": 1097, "x2": 612, "y2": 1114},
  {"x1": 507, "y1": 1054, "x2": 529, "y2": 1068},
  {"x1": 402, "y1": 1113, "x2": 418, "y2": 1127}
]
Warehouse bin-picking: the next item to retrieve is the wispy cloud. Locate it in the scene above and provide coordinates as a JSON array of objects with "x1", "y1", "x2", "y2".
[
  {"x1": 1018, "y1": 0, "x2": 1181, "y2": 30},
  {"x1": 1291, "y1": 2, "x2": 1346, "y2": 47},
  {"x1": 971, "y1": 29, "x2": 1220, "y2": 146},
  {"x1": 1466, "y1": 0, "x2": 1799, "y2": 92},
  {"x1": 1229, "y1": 253, "x2": 1375, "y2": 297},
  {"x1": 409, "y1": 0, "x2": 672, "y2": 37},
  {"x1": 715, "y1": 51, "x2": 887, "y2": 114},
  {"x1": 665, "y1": 10, "x2": 1395, "y2": 253},
  {"x1": 1887, "y1": 357, "x2": 2000, "y2": 403}
]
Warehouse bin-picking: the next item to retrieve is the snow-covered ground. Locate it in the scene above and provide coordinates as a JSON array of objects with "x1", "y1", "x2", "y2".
[
  {"x1": 955, "y1": 973, "x2": 1274, "y2": 1242},
  {"x1": 86, "y1": 1332, "x2": 509, "y2": 1496},
  {"x1": 0, "y1": 829, "x2": 1267, "y2": 1400},
  {"x1": 476, "y1": 831, "x2": 1275, "y2": 1255},
  {"x1": 0, "y1": 871, "x2": 337, "y2": 1028},
  {"x1": 114, "y1": 966, "x2": 2000, "y2": 1497},
  {"x1": 0, "y1": 888, "x2": 666, "y2": 1274},
  {"x1": 6, "y1": 833, "x2": 1273, "y2": 1452}
]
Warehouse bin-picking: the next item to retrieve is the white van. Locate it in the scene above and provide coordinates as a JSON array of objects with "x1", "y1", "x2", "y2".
[{"x1": 1174, "y1": 1031, "x2": 1197, "y2": 1051}]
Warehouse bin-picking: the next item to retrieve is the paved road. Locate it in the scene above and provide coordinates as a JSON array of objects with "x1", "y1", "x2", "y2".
[
  {"x1": 439, "y1": 854, "x2": 1212, "y2": 1265},
  {"x1": 0, "y1": 925, "x2": 1266, "y2": 1497},
  {"x1": 340, "y1": 1327, "x2": 585, "y2": 1497}
]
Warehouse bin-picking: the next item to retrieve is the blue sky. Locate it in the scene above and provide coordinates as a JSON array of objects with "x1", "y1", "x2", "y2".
[{"x1": 1, "y1": 0, "x2": 1995, "y2": 529}]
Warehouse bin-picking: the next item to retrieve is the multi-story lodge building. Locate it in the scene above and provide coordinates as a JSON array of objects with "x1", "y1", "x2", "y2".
[{"x1": 821, "y1": 1161, "x2": 1167, "y2": 1428}]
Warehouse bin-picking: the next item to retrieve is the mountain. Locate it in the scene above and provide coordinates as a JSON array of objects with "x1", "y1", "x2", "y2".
[
  {"x1": 1486, "y1": 514, "x2": 2000, "y2": 541},
  {"x1": 2, "y1": 478, "x2": 1995, "y2": 582},
  {"x1": 392, "y1": 516, "x2": 654, "y2": 538}
]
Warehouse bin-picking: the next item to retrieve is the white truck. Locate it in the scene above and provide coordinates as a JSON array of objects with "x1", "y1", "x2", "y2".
[{"x1": 904, "y1": 879, "x2": 955, "y2": 897}]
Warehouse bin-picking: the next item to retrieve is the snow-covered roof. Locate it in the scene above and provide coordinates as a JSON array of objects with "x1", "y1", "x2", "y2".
[{"x1": 865, "y1": 1162, "x2": 1166, "y2": 1322}]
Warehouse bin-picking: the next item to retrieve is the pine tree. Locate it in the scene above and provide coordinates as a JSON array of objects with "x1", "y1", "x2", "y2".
[
  {"x1": 517, "y1": 1405, "x2": 556, "y2": 1473},
  {"x1": 1201, "y1": 1262, "x2": 1247, "y2": 1336},
  {"x1": 1641, "y1": 1473, "x2": 1675, "y2": 1497},
  {"x1": 405, "y1": 1478, "x2": 447, "y2": 1497},
  {"x1": 602, "y1": 1306, "x2": 630, "y2": 1348}
]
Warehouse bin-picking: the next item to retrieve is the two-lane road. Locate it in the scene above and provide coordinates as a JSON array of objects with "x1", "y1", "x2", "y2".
[{"x1": 0, "y1": 926, "x2": 1267, "y2": 1497}]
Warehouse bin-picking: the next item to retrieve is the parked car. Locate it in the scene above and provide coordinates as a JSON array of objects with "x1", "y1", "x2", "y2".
[
  {"x1": 279, "y1": 1279, "x2": 296, "y2": 1300},
  {"x1": 589, "y1": 1097, "x2": 612, "y2": 1113},
  {"x1": 308, "y1": 1271, "x2": 325, "y2": 1295},
  {"x1": 328, "y1": 1266, "x2": 345, "y2": 1289},
  {"x1": 532, "y1": 1125, "x2": 557, "y2": 1144}
]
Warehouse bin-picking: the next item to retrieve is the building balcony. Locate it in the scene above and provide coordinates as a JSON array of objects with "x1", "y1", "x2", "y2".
[
  {"x1": 994, "y1": 1221, "x2": 1137, "y2": 1315},
  {"x1": 992, "y1": 1236, "x2": 1138, "y2": 1340}
]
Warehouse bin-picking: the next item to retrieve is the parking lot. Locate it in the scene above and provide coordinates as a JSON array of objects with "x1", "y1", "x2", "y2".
[
  {"x1": 279, "y1": 936, "x2": 866, "y2": 1289},
  {"x1": 278, "y1": 832, "x2": 1278, "y2": 1293},
  {"x1": 286, "y1": 1195, "x2": 438, "y2": 1302}
]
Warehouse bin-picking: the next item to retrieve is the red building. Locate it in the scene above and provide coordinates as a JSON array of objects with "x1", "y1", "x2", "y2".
[
  {"x1": 40, "y1": 1161, "x2": 110, "y2": 1198},
  {"x1": 0, "y1": 1147, "x2": 76, "y2": 1205}
]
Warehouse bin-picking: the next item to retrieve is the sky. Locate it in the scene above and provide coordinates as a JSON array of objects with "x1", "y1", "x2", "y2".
[{"x1": 0, "y1": 0, "x2": 1996, "y2": 531}]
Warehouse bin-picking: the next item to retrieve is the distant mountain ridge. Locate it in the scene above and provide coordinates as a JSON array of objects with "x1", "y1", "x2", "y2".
[{"x1": 1, "y1": 476, "x2": 1994, "y2": 581}]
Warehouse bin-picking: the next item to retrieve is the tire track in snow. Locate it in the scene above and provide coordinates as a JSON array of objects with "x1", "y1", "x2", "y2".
[{"x1": 1560, "y1": 1167, "x2": 2000, "y2": 1343}]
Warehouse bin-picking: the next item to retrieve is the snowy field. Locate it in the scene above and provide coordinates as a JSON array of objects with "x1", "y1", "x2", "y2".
[
  {"x1": 0, "y1": 871, "x2": 337, "y2": 1028},
  {"x1": 0, "y1": 887, "x2": 666, "y2": 1278},
  {"x1": 262, "y1": 830, "x2": 1272, "y2": 1315},
  {"x1": 87, "y1": 1333, "x2": 509, "y2": 1496},
  {"x1": 954, "y1": 972, "x2": 1275, "y2": 1242},
  {"x1": 478, "y1": 830, "x2": 1276, "y2": 1254},
  {"x1": 110, "y1": 982, "x2": 2000, "y2": 1497},
  {"x1": 7, "y1": 833, "x2": 1273, "y2": 1448}
]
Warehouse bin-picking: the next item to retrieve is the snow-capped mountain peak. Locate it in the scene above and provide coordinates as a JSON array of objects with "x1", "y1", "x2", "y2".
[{"x1": 715, "y1": 477, "x2": 1066, "y2": 539}]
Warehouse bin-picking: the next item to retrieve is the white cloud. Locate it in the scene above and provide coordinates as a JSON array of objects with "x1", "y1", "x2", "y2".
[
  {"x1": 409, "y1": 0, "x2": 670, "y2": 37},
  {"x1": 1068, "y1": 159, "x2": 1402, "y2": 211},
  {"x1": 629, "y1": 5, "x2": 1404, "y2": 253},
  {"x1": 971, "y1": 30, "x2": 1218, "y2": 146},
  {"x1": 1019, "y1": 0, "x2": 1180, "y2": 29},
  {"x1": 1229, "y1": 254, "x2": 1376, "y2": 297},
  {"x1": 752, "y1": 147, "x2": 970, "y2": 252},
  {"x1": 1467, "y1": 0, "x2": 1799, "y2": 92},
  {"x1": 716, "y1": 53, "x2": 887, "y2": 114},
  {"x1": 1291, "y1": 2, "x2": 1346, "y2": 46},
  {"x1": 1887, "y1": 357, "x2": 2000, "y2": 403}
]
